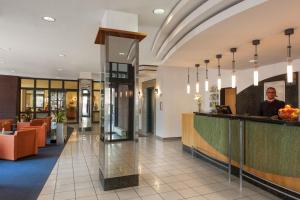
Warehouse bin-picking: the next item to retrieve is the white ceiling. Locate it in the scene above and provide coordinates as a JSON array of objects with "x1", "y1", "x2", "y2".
[
  {"x1": 0, "y1": 0, "x2": 177, "y2": 79},
  {"x1": 162, "y1": 0, "x2": 300, "y2": 69}
]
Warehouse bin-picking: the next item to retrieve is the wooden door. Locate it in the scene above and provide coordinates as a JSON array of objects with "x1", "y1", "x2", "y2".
[{"x1": 225, "y1": 88, "x2": 236, "y2": 114}]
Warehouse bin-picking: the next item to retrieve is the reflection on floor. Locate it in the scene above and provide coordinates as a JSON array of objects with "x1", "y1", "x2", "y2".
[{"x1": 38, "y1": 128, "x2": 280, "y2": 200}]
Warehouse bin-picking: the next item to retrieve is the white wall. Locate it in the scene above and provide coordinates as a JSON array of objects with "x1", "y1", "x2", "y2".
[
  {"x1": 155, "y1": 66, "x2": 197, "y2": 138},
  {"x1": 157, "y1": 59, "x2": 300, "y2": 138}
]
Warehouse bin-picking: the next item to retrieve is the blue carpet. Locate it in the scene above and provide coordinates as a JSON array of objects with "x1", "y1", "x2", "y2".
[{"x1": 0, "y1": 127, "x2": 73, "y2": 200}]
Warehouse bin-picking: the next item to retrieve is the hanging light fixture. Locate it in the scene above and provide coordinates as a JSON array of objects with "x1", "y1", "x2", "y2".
[
  {"x1": 204, "y1": 60, "x2": 209, "y2": 92},
  {"x1": 195, "y1": 64, "x2": 200, "y2": 93},
  {"x1": 285, "y1": 28, "x2": 294, "y2": 83},
  {"x1": 230, "y1": 48, "x2": 237, "y2": 88},
  {"x1": 252, "y1": 40, "x2": 260, "y2": 86},
  {"x1": 216, "y1": 54, "x2": 222, "y2": 91},
  {"x1": 186, "y1": 67, "x2": 191, "y2": 94}
]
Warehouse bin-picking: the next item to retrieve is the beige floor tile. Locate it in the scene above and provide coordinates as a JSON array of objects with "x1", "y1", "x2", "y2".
[{"x1": 160, "y1": 191, "x2": 183, "y2": 200}]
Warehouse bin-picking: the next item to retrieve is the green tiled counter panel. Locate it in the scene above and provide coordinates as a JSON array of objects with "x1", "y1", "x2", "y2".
[
  {"x1": 245, "y1": 121, "x2": 300, "y2": 177},
  {"x1": 194, "y1": 115, "x2": 300, "y2": 177},
  {"x1": 194, "y1": 115, "x2": 240, "y2": 162}
]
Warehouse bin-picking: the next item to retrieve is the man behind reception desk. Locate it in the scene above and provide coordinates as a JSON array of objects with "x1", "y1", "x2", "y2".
[{"x1": 259, "y1": 87, "x2": 285, "y2": 117}]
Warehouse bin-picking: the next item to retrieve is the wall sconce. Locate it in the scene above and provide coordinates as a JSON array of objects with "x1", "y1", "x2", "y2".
[{"x1": 154, "y1": 88, "x2": 159, "y2": 95}]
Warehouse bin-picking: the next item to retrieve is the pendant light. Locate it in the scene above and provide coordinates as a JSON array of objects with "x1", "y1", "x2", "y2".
[
  {"x1": 252, "y1": 39, "x2": 260, "y2": 86},
  {"x1": 230, "y1": 48, "x2": 237, "y2": 88},
  {"x1": 195, "y1": 64, "x2": 200, "y2": 93},
  {"x1": 216, "y1": 54, "x2": 222, "y2": 91},
  {"x1": 186, "y1": 67, "x2": 191, "y2": 94},
  {"x1": 285, "y1": 28, "x2": 294, "y2": 83},
  {"x1": 204, "y1": 60, "x2": 209, "y2": 92}
]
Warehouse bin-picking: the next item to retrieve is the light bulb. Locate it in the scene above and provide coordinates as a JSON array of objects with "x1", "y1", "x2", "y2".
[
  {"x1": 196, "y1": 82, "x2": 200, "y2": 93},
  {"x1": 217, "y1": 78, "x2": 221, "y2": 91},
  {"x1": 186, "y1": 84, "x2": 190, "y2": 94},
  {"x1": 253, "y1": 70, "x2": 259, "y2": 86},
  {"x1": 205, "y1": 80, "x2": 209, "y2": 92},
  {"x1": 287, "y1": 60, "x2": 293, "y2": 83},
  {"x1": 231, "y1": 74, "x2": 236, "y2": 88}
]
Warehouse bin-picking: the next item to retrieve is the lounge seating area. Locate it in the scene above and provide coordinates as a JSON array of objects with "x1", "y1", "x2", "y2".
[{"x1": 0, "y1": 117, "x2": 52, "y2": 160}]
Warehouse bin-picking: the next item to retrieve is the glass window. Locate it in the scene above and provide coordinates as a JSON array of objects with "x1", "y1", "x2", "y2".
[
  {"x1": 20, "y1": 89, "x2": 34, "y2": 112},
  {"x1": 118, "y1": 64, "x2": 128, "y2": 72},
  {"x1": 51, "y1": 80, "x2": 63, "y2": 89},
  {"x1": 36, "y1": 80, "x2": 49, "y2": 88},
  {"x1": 35, "y1": 90, "x2": 49, "y2": 112},
  {"x1": 21, "y1": 79, "x2": 34, "y2": 88},
  {"x1": 112, "y1": 63, "x2": 117, "y2": 71},
  {"x1": 93, "y1": 91, "x2": 100, "y2": 111},
  {"x1": 66, "y1": 91, "x2": 78, "y2": 122},
  {"x1": 64, "y1": 81, "x2": 78, "y2": 89},
  {"x1": 93, "y1": 82, "x2": 101, "y2": 90}
]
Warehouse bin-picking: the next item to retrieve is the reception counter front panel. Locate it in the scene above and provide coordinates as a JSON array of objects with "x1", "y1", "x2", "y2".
[{"x1": 182, "y1": 113, "x2": 300, "y2": 197}]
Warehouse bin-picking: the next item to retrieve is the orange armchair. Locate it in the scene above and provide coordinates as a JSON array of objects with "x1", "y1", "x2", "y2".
[
  {"x1": 0, "y1": 119, "x2": 14, "y2": 131},
  {"x1": 0, "y1": 129, "x2": 38, "y2": 161},
  {"x1": 17, "y1": 123, "x2": 47, "y2": 148},
  {"x1": 36, "y1": 117, "x2": 51, "y2": 133}
]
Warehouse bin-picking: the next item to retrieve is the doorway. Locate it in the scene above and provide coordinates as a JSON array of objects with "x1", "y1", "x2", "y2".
[
  {"x1": 220, "y1": 88, "x2": 237, "y2": 114},
  {"x1": 141, "y1": 79, "x2": 156, "y2": 135},
  {"x1": 146, "y1": 87, "x2": 154, "y2": 134}
]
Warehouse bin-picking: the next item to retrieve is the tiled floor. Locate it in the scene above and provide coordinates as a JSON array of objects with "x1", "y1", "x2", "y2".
[{"x1": 38, "y1": 128, "x2": 280, "y2": 200}]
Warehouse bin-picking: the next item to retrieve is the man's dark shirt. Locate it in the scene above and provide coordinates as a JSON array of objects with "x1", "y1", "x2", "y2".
[{"x1": 259, "y1": 99, "x2": 285, "y2": 117}]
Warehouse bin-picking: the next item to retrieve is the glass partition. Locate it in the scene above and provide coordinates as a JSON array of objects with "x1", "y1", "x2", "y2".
[{"x1": 99, "y1": 35, "x2": 140, "y2": 190}]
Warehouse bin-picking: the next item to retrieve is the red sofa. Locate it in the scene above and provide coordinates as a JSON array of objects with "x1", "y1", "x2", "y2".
[{"x1": 0, "y1": 129, "x2": 38, "y2": 160}]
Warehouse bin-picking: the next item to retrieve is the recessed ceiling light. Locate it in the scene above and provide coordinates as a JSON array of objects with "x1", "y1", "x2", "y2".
[
  {"x1": 55, "y1": 76, "x2": 60, "y2": 79},
  {"x1": 249, "y1": 59, "x2": 257, "y2": 63},
  {"x1": 119, "y1": 52, "x2": 125, "y2": 56},
  {"x1": 59, "y1": 54, "x2": 66, "y2": 57},
  {"x1": 57, "y1": 68, "x2": 63, "y2": 71},
  {"x1": 11, "y1": 70, "x2": 15, "y2": 73},
  {"x1": 153, "y1": 8, "x2": 165, "y2": 15},
  {"x1": 42, "y1": 16, "x2": 56, "y2": 22}
]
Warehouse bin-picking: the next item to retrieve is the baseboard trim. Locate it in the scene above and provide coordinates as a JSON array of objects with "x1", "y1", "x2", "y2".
[{"x1": 156, "y1": 136, "x2": 181, "y2": 141}]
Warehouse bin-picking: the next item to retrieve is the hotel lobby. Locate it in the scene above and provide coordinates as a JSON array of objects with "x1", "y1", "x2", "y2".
[{"x1": 0, "y1": 0, "x2": 300, "y2": 200}]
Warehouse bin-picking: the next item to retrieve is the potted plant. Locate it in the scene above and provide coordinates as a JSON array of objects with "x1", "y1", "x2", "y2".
[
  {"x1": 55, "y1": 109, "x2": 65, "y2": 145},
  {"x1": 194, "y1": 94, "x2": 203, "y2": 112}
]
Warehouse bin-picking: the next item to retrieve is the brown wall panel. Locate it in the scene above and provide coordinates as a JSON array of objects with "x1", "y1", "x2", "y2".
[{"x1": 0, "y1": 75, "x2": 19, "y2": 119}]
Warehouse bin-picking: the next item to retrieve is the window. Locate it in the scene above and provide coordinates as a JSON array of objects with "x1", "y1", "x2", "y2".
[
  {"x1": 65, "y1": 81, "x2": 78, "y2": 89},
  {"x1": 21, "y1": 79, "x2": 34, "y2": 88},
  {"x1": 51, "y1": 80, "x2": 63, "y2": 89},
  {"x1": 36, "y1": 80, "x2": 49, "y2": 88},
  {"x1": 20, "y1": 89, "x2": 34, "y2": 112}
]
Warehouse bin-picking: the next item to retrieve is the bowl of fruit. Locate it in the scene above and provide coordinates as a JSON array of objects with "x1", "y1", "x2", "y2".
[{"x1": 278, "y1": 105, "x2": 300, "y2": 121}]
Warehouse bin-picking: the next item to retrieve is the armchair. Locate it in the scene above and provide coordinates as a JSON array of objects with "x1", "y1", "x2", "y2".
[
  {"x1": 0, "y1": 119, "x2": 14, "y2": 131},
  {"x1": 17, "y1": 123, "x2": 47, "y2": 147},
  {"x1": 0, "y1": 129, "x2": 38, "y2": 161}
]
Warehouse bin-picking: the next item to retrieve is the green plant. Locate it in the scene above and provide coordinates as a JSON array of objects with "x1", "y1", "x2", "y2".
[
  {"x1": 22, "y1": 108, "x2": 32, "y2": 122},
  {"x1": 55, "y1": 109, "x2": 65, "y2": 123}
]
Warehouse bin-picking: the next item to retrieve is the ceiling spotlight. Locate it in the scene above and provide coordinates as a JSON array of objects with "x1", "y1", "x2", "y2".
[
  {"x1": 119, "y1": 52, "x2": 125, "y2": 56},
  {"x1": 57, "y1": 68, "x2": 63, "y2": 71},
  {"x1": 153, "y1": 8, "x2": 165, "y2": 15},
  {"x1": 42, "y1": 16, "x2": 56, "y2": 22},
  {"x1": 59, "y1": 54, "x2": 66, "y2": 57}
]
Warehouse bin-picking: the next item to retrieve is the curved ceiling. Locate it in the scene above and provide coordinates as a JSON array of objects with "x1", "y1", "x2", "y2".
[{"x1": 158, "y1": 0, "x2": 300, "y2": 70}]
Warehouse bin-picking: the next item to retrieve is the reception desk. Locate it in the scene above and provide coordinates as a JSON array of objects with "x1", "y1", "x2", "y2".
[{"x1": 182, "y1": 112, "x2": 300, "y2": 199}]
